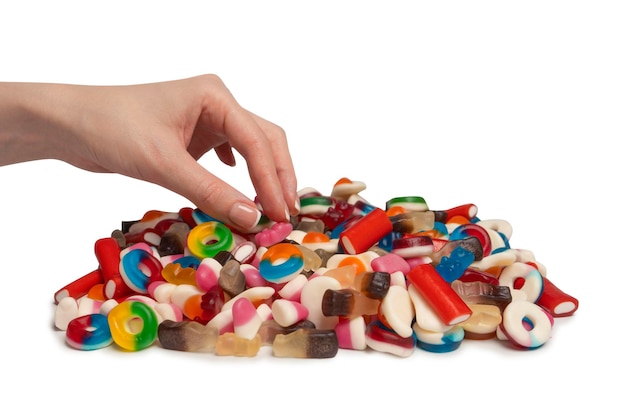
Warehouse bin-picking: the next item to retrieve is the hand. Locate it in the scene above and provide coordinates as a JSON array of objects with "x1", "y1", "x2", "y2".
[{"x1": 0, "y1": 75, "x2": 299, "y2": 231}]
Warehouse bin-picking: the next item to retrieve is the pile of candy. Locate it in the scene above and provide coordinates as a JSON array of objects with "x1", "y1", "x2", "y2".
[{"x1": 53, "y1": 178, "x2": 579, "y2": 358}]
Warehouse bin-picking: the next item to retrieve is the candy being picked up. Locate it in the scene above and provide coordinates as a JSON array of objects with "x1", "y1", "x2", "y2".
[{"x1": 53, "y1": 177, "x2": 579, "y2": 358}]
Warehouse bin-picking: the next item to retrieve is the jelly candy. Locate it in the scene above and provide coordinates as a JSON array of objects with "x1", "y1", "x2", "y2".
[
  {"x1": 158, "y1": 319, "x2": 218, "y2": 352},
  {"x1": 272, "y1": 328, "x2": 339, "y2": 359}
]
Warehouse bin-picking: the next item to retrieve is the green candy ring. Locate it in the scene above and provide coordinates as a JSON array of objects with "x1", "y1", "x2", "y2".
[{"x1": 187, "y1": 221, "x2": 234, "y2": 259}]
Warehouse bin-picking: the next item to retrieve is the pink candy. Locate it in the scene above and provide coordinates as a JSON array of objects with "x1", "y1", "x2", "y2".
[{"x1": 254, "y1": 222, "x2": 293, "y2": 247}]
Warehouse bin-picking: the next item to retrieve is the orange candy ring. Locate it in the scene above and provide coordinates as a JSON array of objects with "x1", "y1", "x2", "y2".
[{"x1": 259, "y1": 243, "x2": 304, "y2": 284}]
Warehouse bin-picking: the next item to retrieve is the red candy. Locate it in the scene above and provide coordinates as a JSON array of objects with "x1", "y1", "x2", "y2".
[
  {"x1": 339, "y1": 207, "x2": 392, "y2": 255},
  {"x1": 406, "y1": 263, "x2": 472, "y2": 326},
  {"x1": 536, "y1": 276, "x2": 579, "y2": 318},
  {"x1": 54, "y1": 269, "x2": 103, "y2": 304}
]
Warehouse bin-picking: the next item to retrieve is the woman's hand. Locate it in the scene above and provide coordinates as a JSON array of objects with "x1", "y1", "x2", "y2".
[{"x1": 0, "y1": 75, "x2": 299, "y2": 230}]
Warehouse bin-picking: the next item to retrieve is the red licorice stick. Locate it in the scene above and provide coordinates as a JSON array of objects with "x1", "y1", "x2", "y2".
[
  {"x1": 54, "y1": 268, "x2": 103, "y2": 304},
  {"x1": 536, "y1": 276, "x2": 579, "y2": 317},
  {"x1": 406, "y1": 263, "x2": 472, "y2": 326},
  {"x1": 340, "y1": 208, "x2": 393, "y2": 255},
  {"x1": 94, "y1": 237, "x2": 133, "y2": 299}
]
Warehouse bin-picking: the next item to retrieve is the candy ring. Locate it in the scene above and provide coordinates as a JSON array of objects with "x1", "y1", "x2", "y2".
[
  {"x1": 449, "y1": 223, "x2": 492, "y2": 257},
  {"x1": 119, "y1": 249, "x2": 163, "y2": 294},
  {"x1": 259, "y1": 243, "x2": 304, "y2": 284},
  {"x1": 187, "y1": 221, "x2": 234, "y2": 259},
  {"x1": 108, "y1": 300, "x2": 158, "y2": 351},
  {"x1": 66, "y1": 313, "x2": 113, "y2": 351},
  {"x1": 498, "y1": 262, "x2": 544, "y2": 303},
  {"x1": 500, "y1": 300, "x2": 552, "y2": 349}
]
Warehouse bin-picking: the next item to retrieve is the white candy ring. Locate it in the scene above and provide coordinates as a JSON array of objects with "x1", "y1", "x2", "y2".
[
  {"x1": 498, "y1": 262, "x2": 544, "y2": 303},
  {"x1": 500, "y1": 300, "x2": 552, "y2": 349}
]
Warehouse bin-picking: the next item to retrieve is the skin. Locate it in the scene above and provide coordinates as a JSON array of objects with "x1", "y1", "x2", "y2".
[{"x1": 0, "y1": 74, "x2": 299, "y2": 231}]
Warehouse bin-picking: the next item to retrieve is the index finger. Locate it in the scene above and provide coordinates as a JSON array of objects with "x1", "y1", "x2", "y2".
[
  {"x1": 248, "y1": 112, "x2": 298, "y2": 215},
  {"x1": 222, "y1": 106, "x2": 294, "y2": 223}
]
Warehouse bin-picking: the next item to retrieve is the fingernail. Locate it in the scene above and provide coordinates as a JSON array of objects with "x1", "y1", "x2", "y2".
[
  {"x1": 285, "y1": 207, "x2": 291, "y2": 222},
  {"x1": 229, "y1": 203, "x2": 262, "y2": 230},
  {"x1": 294, "y1": 198, "x2": 301, "y2": 214}
]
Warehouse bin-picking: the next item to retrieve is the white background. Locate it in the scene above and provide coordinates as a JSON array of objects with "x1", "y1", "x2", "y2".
[{"x1": 1, "y1": 1, "x2": 624, "y2": 415}]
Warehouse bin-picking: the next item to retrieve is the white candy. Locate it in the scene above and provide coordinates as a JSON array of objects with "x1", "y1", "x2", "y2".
[
  {"x1": 300, "y1": 276, "x2": 341, "y2": 330},
  {"x1": 380, "y1": 285, "x2": 415, "y2": 338},
  {"x1": 271, "y1": 299, "x2": 309, "y2": 327},
  {"x1": 54, "y1": 297, "x2": 79, "y2": 330}
]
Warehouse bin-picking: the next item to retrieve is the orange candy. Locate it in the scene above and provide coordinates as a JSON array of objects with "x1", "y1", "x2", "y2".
[
  {"x1": 386, "y1": 206, "x2": 407, "y2": 217},
  {"x1": 162, "y1": 263, "x2": 197, "y2": 286},
  {"x1": 87, "y1": 283, "x2": 106, "y2": 301},
  {"x1": 302, "y1": 232, "x2": 330, "y2": 244}
]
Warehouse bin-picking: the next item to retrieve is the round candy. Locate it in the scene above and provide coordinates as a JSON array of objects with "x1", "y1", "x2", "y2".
[
  {"x1": 66, "y1": 313, "x2": 113, "y2": 351},
  {"x1": 259, "y1": 243, "x2": 304, "y2": 284},
  {"x1": 187, "y1": 221, "x2": 234, "y2": 259},
  {"x1": 500, "y1": 300, "x2": 553, "y2": 349},
  {"x1": 108, "y1": 300, "x2": 158, "y2": 351},
  {"x1": 119, "y1": 248, "x2": 163, "y2": 294},
  {"x1": 449, "y1": 223, "x2": 492, "y2": 257},
  {"x1": 498, "y1": 262, "x2": 544, "y2": 303}
]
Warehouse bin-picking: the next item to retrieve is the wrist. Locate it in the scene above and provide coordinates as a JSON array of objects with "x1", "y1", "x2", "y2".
[{"x1": 0, "y1": 82, "x2": 80, "y2": 165}]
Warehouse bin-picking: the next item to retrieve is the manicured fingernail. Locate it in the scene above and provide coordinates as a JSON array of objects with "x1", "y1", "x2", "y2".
[
  {"x1": 229, "y1": 203, "x2": 262, "y2": 230},
  {"x1": 294, "y1": 198, "x2": 301, "y2": 214}
]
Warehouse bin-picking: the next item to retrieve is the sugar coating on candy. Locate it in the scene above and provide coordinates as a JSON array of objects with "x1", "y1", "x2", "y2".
[{"x1": 53, "y1": 178, "x2": 578, "y2": 357}]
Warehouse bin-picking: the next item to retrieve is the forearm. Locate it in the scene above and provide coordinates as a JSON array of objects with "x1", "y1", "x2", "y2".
[{"x1": 0, "y1": 82, "x2": 79, "y2": 166}]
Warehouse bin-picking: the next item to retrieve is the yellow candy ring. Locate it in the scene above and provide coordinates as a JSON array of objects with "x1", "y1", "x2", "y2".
[
  {"x1": 187, "y1": 221, "x2": 234, "y2": 259},
  {"x1": 259, "y1": 243, "x2": 304, "y2": 284},
  {"x1": 108, "y1": 300, "x2": 158, "y2": 351}
]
